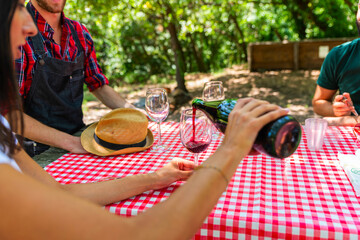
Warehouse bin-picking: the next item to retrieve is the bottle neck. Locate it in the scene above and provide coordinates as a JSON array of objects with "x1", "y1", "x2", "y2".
[
  {"x1": 192, "y1": 98, "x2": 224, "y2": 109},
  {"x1": 192, "y1": 98, "x2": 219, "y2": 123},
  {"x1": 192, "y1": 99, "x2": 205, "y2": 109}
]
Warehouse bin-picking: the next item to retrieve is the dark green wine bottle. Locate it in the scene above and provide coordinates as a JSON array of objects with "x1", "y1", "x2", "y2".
[{"x1": 192, "y1": 98, "x2": 302, "y2": 159}]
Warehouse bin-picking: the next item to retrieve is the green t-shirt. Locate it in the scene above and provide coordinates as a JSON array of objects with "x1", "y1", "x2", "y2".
[{"x1": 317, "y1": 38, "x2": 360, "y2": 113}]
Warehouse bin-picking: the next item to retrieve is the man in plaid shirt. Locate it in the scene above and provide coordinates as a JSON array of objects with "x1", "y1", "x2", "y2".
[{"x1": 14, "y1": 0, "x2": 139, "y2": 157}]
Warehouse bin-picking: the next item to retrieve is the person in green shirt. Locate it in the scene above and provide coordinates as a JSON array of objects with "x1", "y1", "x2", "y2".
[
  {"x1": 313, "y1": 3, "x2": 360, "y2": 126},
  {"x1": 312, "y1": 37, "x2": 360, "y2": 125}
]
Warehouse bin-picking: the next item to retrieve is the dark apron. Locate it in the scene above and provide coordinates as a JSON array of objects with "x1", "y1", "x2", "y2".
[{"x1": 24, "y1": 4, "x2": 85, "y2": 156}]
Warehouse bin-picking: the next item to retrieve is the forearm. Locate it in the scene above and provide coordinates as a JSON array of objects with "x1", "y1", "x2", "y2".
[
  {"x1": 62, "y1": 172, "x2": 160, "y2": 205},
  {"x1": 20, "y1": 112, "x2": 79, "y2": 151},
  {"x1": 324, "y1": 116, "x2": 358, "y2": 126},
  {"x1": 92, "y1": 85, "x2": 136, "y2": 109},
  {"x1": 312, "y1": 99, "x2": 335, "y2": 116},
  {"x1": 13, "y1": 144, "x2": 168, "y2": 206}
]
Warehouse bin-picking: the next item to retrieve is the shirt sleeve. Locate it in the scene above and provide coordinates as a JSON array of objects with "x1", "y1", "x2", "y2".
[
  {"x1": 15, "y1": 44, "x2": 33, "y2": 98},
  {"x1": 317, "y1": 47, "x2": 340, "y2": 90},
  {"x1": 80, "y1": 24, "x2": 109, "y2": 92}
]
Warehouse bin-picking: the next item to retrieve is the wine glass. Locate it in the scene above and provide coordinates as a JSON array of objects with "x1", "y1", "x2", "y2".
[
  {"x1": 180, "y1": 108, "x2": 212, "y2": 165},
  {"x1": 145, "y1": 88, "x2": 170, "y2": 152},
  {"x1": 202, "y1": 81, "x2": 225, "y2": 101},
  {"x1": 202, "y1": 81, "x2": 225, "y2": 138}
]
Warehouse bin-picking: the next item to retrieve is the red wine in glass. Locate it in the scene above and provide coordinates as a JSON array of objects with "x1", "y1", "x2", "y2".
[
  {"x1": 188, "y1": 108, "x2": 210, "y2": 153},
  {"x1": 180, "y1": 108, "x2": 212, "y2": 165},
  {"x1": 184, "y1": 139, "x2": 210, "y2": 153}
]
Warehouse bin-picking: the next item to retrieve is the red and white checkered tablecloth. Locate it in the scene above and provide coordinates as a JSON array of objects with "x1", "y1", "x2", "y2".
[{"x1": 45, "y1": 122, "x2": 360, "y2": 239}]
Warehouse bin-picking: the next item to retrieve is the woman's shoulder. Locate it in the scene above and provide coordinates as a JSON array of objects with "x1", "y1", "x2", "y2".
[
  {"x1": 0, "y1": 151, "x2": 13, "y2": 165},
  {"x1": 0, "y1": 150, "x2": 21, "y2": 172},
  {"x1": 0, "y1": 115, "x2": 10, "y2": 129},
  {"x1": 0, "y1": 115, "x2": 11, "y2": 155},
  {"x1": 0, "y1": 115, "x2": 21, "y2": 172}
]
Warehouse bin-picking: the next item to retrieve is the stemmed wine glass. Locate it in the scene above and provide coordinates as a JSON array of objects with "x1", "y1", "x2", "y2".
[
  {"x1": 202, "y1": 81, "x2": 225, "y2": 139},
  {"x1": 180, "y1": 109, "x2": 212, "y2": 165},
  {"x1": 145, "y1": 88, "x2": 170, "y2": 152}
]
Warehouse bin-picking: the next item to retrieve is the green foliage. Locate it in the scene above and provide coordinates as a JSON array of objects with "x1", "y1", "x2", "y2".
[{"x1": 63, "y1": 0, "x2": 358, "y2": 86}]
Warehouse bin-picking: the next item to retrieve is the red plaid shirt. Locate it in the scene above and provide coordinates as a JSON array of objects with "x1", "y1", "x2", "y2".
[{"x1": 16, "y1": 2, "x2": 108, "y2": 99}]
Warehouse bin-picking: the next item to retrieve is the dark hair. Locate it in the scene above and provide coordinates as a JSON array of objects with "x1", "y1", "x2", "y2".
[{"x1": 0, "y1": 0, "x2": 24, "y2": 156}]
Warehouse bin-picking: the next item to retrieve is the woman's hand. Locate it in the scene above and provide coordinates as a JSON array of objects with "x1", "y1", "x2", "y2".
[
  {"x1": 152, "y1": 158, "x2": 195, "y2": 190},
  {"x1": 221, "y1": 98, "x2": 289, "y2": 154}
]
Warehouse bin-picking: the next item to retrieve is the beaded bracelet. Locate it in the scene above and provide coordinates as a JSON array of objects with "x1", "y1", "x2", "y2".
[{"x1": 195, "y1": 165, "x2": 229, "y2": 185}]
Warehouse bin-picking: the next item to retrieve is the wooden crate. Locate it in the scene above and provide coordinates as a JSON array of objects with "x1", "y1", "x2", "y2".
[{"x1": 248, "y1": 38, "x2": 355, "y2": 71}]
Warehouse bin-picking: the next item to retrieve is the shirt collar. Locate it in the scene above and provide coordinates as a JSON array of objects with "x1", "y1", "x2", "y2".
[{"x1": 28, "y1": 1, "x2": 66, "y2": 39}]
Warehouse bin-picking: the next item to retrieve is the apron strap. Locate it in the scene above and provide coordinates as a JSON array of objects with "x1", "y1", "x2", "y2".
[
  {"x1": 26, "y1": 3, "x2": 46, "y2": 58},
  {"x1": 66, "y1": 19, "x2": 84, "y2": 53}
]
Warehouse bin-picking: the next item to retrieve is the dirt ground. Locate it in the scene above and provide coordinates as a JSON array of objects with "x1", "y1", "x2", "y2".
[{"x1": 83, "y1": 65, "x2": 320, "y2": 126}]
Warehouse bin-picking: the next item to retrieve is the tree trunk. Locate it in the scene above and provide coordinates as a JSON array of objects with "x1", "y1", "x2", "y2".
[
  {"x1": 153, "y1": 27, "x2": 174, "y2": 65},
  {"x1": 200, "y1": 32, "x2": 211, "y2": 70},
  {"x1": 229, "y1": 14, "x2": 248, "y2": 62},
  {"x1": 188, "y1": 33, "x2": 208, "y2": 72},
  {"x1": 164, "y1": 3, "x2": 187, "y2": 92},
  {"x1": 167, "y1": 21, "x2": 187, "y2": 92},
  {"x1": 224, "y1": 29, "x2": 242, "y2": 63},
  {"x1": 281, "y1": 0, "x2": 307, "y2": 39},
  {"x1": 293, "y1": 0, "x2": 328, "y2": 32},
  {"x1": 271, "y1": 26, "x2": 284, "y2": 41},
  {"x1": 343, "y1": 0, "x2": 353, "y2": 9}
]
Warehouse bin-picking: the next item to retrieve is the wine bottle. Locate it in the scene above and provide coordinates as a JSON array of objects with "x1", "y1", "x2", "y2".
[{"x1": 192, "y1": 98, "x2": 302, "y2": 159}]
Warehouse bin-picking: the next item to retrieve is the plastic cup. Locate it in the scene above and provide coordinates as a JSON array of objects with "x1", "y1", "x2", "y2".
[{"x1": 305, "y1": 118, "x2": 328, "y2": 151}]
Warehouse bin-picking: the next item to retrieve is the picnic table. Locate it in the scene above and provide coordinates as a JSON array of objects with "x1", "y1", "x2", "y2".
[{"x1": 45, "y1": 122, "x2": 360, "y2": 239}]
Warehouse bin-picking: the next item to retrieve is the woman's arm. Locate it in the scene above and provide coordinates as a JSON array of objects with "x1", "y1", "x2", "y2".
[{"x1": 12, "y1": 148, "x2": 194, "y2": 205}]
